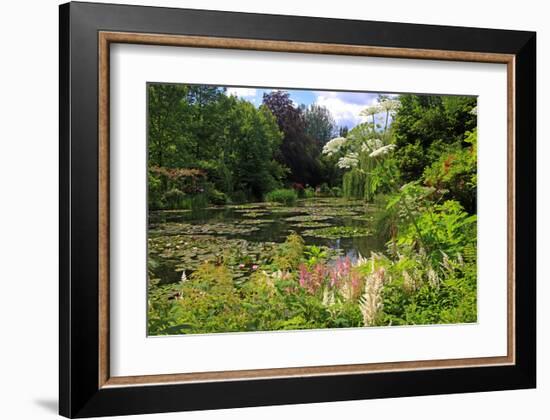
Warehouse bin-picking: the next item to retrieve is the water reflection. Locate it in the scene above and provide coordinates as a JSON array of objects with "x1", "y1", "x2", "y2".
[{"x1": 148, "y1": 198, "x2": 386, "y2": 283}]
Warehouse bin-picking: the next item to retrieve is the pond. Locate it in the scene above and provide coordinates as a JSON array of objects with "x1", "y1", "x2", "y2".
[{"x1": 148, "y1": 197, "x2": 387, "y2": 284}]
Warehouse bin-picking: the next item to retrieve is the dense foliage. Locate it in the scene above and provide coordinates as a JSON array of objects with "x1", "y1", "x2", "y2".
[
  {"x1": 265, "y1": 188, "x2": 298, "y2": 205},
  {"x1": 149, "y1": 207, "x2": 476, "y2": 334},
  {"x1": 148, "y1": 85, "x2": 343, "y2": 208},
  {"x1": 262, "y1": 91, "x2": 323, "y2": 186},
  {"x1": 148, "y1": 84, "x2": 286, "y2": 206},
  {"x1": 147, "y1": 85, "x2": 478, "y2": 335},
  {"x1": 391, "y1": 94, "x2": 477, "y2": 182}
]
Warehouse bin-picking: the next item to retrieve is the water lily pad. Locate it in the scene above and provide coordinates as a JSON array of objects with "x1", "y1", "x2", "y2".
[
  {"x1": 267, "y1": 206, "x2": 306, "y2": 214},
  {"x1": 300, "y1": 198, "x2": 364, "y2": 208},
  {"x1": 308, "y1": 208, "x2": 361, "y2": 217},
  {"x1": 239, "y1": 211, "x2": 271, "y2": 218},
  {"x1": 229, "y1": 203, "x2": 265, "y2": 210},
  {"x1": 238, "y1": 219, "x2": 275, "y2": 225},
  {"x1": 150, "y1": 221, "x2": 263, "y2": 236},
  {"x1": 148, "y1": 196, "x2": 386, "y2": 289},
  {"x1": 290, "y1": 221, "x2": 333, "y2": 229},
  {"x1": 302, "y1": 226, "x2": 371, "y2": 239},
  {"x1": 149, "y1": 233, "x2": 278, "y2": 283},
  {"x1": 285, "y1": 215, "x2": 333, "y2": 222}
]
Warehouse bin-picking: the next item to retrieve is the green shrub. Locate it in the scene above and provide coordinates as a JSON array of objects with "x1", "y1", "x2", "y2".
[
  {"x1": 423, "y1": 129, "x2": 477, "y2": 212},
  {"x1": 319, "y1": 183, "x2": 331, "y2": 195},
  {"x1": 376, "y1": 253, "x2": 477, "y2": 326},
  {"x1": 208, "y1": 189, "x2": 228, "y2": 205},
  {"x1": 148, "y1": 171, "x2": 165, "y2": 209},
  {"x1": 304, "y1": 187, "x2": 316, "y2": 198},
  {"x1": 230, "y1": 190, "x2": 248, "y2": 204},
  {"x1": 273, "y1": 232, "x2": 305, "y2": 271},
  {"x1": 291, "y1": 183, "x2": 305, "y2": 198},
  {"x1": 394, "y1": 141, "x2": 425, "y2": 182},
  {"x1": 150, "y1": 263, "x2": 248, "y2": 335},
  {"x1": 330, "y1": 186, "x2": 342, "y2": 197},
  {"x1": 393, "y1": 199, "x2": 476, "y2": 263},
  {"x1": 162, "y1": 188, "x2": 186, "y2": 209},
  {"x1": 265, "y1": 188, "x2": 298, "y2": 205}
]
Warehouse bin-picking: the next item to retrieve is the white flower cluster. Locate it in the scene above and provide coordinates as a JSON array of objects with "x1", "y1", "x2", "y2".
[
  {"x1": 379, "y1": 99, "x2": 401, "y2": 115},
  {"x1": 369, "y1": 144, "x2": 396, "y2": 157},
  {"x1": 322, "y1": 136, "x2": 347, "y2": 156},
  {"x1": 360, "y1": 105, "x2": 382, "y2": 117},
  {"x1": 337, "y1": 152, "x2": 359, "y2": 169},
  {"x1": 359, "y1": 99, "x2": 401, "y2": 118},
  {"x1": 361, "y1": 138, "x2": 383, "y2": 153},
  {"x1": 359, "y1": 267, "x2": 388, "y2": 326}
]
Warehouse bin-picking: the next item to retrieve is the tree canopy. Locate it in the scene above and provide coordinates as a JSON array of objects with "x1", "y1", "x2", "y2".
[
  {"x1": 262, "y1": 90, "x2": 322, "y2": 186},
  {"x1": 391, "y1": 94, "x2": 476, "y2": 181}
]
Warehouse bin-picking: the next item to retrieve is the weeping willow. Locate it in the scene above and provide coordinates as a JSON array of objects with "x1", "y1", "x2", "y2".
[
  {"x1": 326, "y1": 124, "x2": 398, "y2": 202},
  {"x1": 342, "y1": 152, "x2": 377, "y2": 201},
  {"x1": 343, "y1": 170, "x2": 364, "y2": 200}
]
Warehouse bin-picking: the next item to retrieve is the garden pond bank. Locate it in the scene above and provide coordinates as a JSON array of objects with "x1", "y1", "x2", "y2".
[{"x1": 148, "y1": 197, "x2": 386, "y2": 285}]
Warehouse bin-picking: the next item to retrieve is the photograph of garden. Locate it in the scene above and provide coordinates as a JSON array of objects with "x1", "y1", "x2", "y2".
[{"x1": 147, "y1": 83, "x2": 478, "y2": 336}]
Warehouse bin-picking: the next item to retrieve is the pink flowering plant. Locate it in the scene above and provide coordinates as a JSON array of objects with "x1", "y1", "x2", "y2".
[{"x1": 298, "y1": 256, "x2": 364, "y2": 302}]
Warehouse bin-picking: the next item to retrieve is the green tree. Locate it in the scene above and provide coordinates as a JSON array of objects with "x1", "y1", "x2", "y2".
[
  {"x1": 148, "y1": 83, "x2": 192, "y2": 167},
  {"x1": 392, "y1": 94, "x2": 476, "y2": 182},
  {"x1": 148, "y1": 84, "x2": 286, "y2": 205},
  {"x1": 228, "y1": 100, "x2": 285, "y2": 199},
  {"x1": 184, "y1": 85, "x2": 226, "y2": 160},
  {"x1": 262, "y1": 91, "x2": 321, "y2": 186},
  {"x1": 302, "y1": 103, "x2": 336, "y2": 147},
  {"x1": 338, "y1": 126, "x2": 349, "y2": 137}
]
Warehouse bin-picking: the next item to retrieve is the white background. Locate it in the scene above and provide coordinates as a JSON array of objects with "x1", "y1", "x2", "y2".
[
  {"x1": 111, "y1": 45, "x2": 508, "y2": 376},
  {"x1": 0, "y1": 0, "x2": 546, "y2": 419}
]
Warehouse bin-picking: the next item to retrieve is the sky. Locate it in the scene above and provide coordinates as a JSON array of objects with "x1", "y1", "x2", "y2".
[{"x1": 225, "y1": 86, "x2": 391, "y2": 129}]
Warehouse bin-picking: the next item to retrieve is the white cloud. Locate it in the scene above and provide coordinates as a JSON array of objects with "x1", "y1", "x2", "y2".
[
  {"x1": 320, "y1": 91, "x2": 376, "y2": 105},
  {"x1": 226, "y1": 87, "x2": 257, "y2": 98},
  {"x1": 315, "y1": 93, "x2": 377, "y2": 128}
]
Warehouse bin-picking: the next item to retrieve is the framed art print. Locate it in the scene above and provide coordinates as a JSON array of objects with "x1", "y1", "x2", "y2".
[{"x1": 59, "y1": 2, "x2": 536, "y2": 417}]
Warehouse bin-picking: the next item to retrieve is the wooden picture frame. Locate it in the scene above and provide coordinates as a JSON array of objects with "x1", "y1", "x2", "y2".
[{"x1": 59, "y1": 2, "x2": 536, "y2": 417}]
